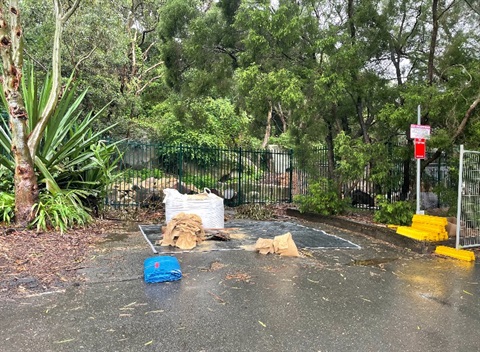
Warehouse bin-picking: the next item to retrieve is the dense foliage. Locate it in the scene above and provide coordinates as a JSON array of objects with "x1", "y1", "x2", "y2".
[
  {"x1": 294, "y1": 179, "x2": 349, "y2": 216},
  {"x1": 20, "y1": 0, "x2": 475, "y2": 200},
  {"x1": 373, "y1": 196, "x2": 414, "y2": 226}
]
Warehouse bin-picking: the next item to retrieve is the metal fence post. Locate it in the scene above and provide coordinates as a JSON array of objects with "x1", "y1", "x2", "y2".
[
  {"x1": 387, "y1": 142, "x2": 393, "y2": 202},
  {"x1": 178, "y1": 144, "x2": 183, "y2": 194},
  {"x1": 237, "y1": 147, "x2": 242, "y2": 206},
  {"x1": 289, "y1": 149, "x2": 294, "y2": 203}
]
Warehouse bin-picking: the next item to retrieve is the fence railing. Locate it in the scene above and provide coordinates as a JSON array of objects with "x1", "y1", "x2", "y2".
[{"x1": 105, "y1": 141, "x2": 450, "y2": 209}]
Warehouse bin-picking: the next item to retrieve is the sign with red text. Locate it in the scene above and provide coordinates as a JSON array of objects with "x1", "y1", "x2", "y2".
[{"x1": 410, "y1": 124, "x2": 431, "y2": 139}]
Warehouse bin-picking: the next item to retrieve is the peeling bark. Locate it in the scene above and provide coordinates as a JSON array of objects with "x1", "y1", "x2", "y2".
[
  {"x1": 0, "y1": 0, "x2": 37, "y2": 225},
  {"x1": 0, "y1": 0, "x2": 80, "y2": 226}
]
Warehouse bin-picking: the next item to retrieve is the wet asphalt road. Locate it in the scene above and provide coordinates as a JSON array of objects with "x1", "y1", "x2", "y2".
[{"x1": 1, "y1": 219, "x2": 479, "y2": 352}]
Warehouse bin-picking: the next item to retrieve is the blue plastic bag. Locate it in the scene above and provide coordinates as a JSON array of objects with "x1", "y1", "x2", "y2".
[{"x1": 144, "y1": 256, "x2": 182, "y2": 283}]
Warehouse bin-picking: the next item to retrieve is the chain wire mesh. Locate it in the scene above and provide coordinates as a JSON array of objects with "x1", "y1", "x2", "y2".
[{"x1": 456, "y1": 146, "x2": 480, "y2": 248}]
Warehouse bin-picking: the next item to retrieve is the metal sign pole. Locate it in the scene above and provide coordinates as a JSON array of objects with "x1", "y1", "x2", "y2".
[
  {"x1": 416, "y1": 105, "x2": 422, "y2": 214},
  {"x1": 455, "y1": 144, "x2": 464, "y2": 249}
]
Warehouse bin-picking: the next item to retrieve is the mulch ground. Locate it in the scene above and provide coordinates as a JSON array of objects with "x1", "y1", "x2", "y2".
[{"x1": 0, "y1": 209, "x2": 165, "y2": 299}]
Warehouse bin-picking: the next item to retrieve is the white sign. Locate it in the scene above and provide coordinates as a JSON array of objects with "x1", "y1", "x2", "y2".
[{"x1": 410, "y1": 124, "x2": 431, "y2": 139}]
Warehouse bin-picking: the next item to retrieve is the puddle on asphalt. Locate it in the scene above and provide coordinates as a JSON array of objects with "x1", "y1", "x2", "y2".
[{"x1": 348, "y1": 258, "x2": 399, "y2": 266}]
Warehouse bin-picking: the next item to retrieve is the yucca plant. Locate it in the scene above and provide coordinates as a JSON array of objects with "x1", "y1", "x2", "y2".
[{"x1": 0, "y1": 66, "x2": 121, "y2": 229}]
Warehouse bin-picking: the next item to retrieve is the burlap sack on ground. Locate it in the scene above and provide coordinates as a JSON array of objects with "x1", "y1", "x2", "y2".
[
  {"x1": 255, "y1": 232, "x2": 299, "y2": 257},
  {"x1": 273, "y1": 232, "x2": 299, "y2": 257},
  {"x1": 255, "y1": 238, "x2": 275, "y2": 255},
  {"x1": 158, "y1": 212, "x2": 205, "y2": 250}
]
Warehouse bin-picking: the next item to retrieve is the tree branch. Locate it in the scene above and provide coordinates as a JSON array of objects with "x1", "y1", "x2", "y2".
[
  {"x1": 74, "y1": 45, "x2": 97, "y2": 72},
  {"x1": 23, "y1": 49, "x2": 48, "y2": 71},
  {"x1": 452, "y1": 93, "x2": 480, "y2": 141},
  {"x1": 61, "y1": 0, "x2": 81, "y2": 23},
  {"x1": 136, "y1": 74, "x2": 163, "y2": 95},
  {"x1": 438, "y1": 0, "x2": 457, "y2": 19},
  {"x1": 139, "y1": 61, "x2": 163, "y2": 80},
  {"x1": 142, "y1": 41, "x2": 156, "y2": 61},
  {"x1": 28, "y1": 0, "x2": 79, "y2": 158},
  {"x1": 464, "y1": 0, "x2": 480, "y2": 15}
]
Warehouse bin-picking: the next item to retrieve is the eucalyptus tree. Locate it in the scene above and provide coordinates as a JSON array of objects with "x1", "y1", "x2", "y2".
[
  {"x1": 0, "y1": 0, "x2": 80, "y2": 226},
  {"x1": 20, "y1": 0, "x2": 168, "y2": 139},
  {"x1": 140, "y1": 0, "x2": 254, "y2": 146},
  {"x1": 54, "y1": 0, "x2": 167, "y2": 138},
  {"x1": 375, "y1": 0, "x2": 480, "y2": 148},
  {"x1": 234, "y1": 0, "x2": 317, "y2": 147}
]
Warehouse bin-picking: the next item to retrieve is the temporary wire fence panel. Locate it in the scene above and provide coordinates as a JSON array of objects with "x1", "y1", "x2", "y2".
[{"x1": 456, "y1": 145, "x2": 480, "y2": 249}]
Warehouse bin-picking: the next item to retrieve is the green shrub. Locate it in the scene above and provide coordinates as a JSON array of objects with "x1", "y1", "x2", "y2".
[
  {"x1": 31, "y1": 190, "x2": 93, "y2": 233},
  {"x1": 294, "y1": 179, "x2": 348, "y2": 216},
  {"x1": 182, "y1": 174, "x2": 218, "y2": 190},
  {"x1": 373, "y1": 196, "x2": 414, "y2": 226},
  {"x1": 0, "y1": 166, "x2": 13, "y2": 192},
  {"x1": 0, "y1": 192, "x2": 15, "y2": 223},
  {"x1": 121, "y1": 168, "x2": 165, "y2": 183}
]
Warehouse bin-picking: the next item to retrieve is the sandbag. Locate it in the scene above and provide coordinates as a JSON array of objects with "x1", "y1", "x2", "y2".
[{"x1": 144, "y1": 256, "x2": 182, "y2": 283}]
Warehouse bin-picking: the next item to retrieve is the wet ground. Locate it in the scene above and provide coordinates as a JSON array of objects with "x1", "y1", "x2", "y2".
[
  {"x1": 1, "y1": 218, "x2": 479, "y2": 352},
  {"x1": 140, "y1": 220, "x2": 360, "y2": 254}
]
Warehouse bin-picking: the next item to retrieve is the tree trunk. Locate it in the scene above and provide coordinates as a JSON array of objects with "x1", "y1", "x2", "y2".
[
  {"x1": 28, "y1": 0, "x2": 81, "y2": 158},
  {"x1": 0, "y1": 0, "x2": 80, "y2": 226},
  {"x1": 0, "y1": 0, "x2": 38, "y2": 226},
  {"x1": 275, "y1": 103, "x2": 287, "y2": 133},
  {"x1": 326, "y1": 110, "x2": 336, "y2": 182},
  {"x1": 261, "y1": 101, "x2": 273, "y2": 149},
  {"x1": 427, "y1": 0, "x2": 439, "y2": 86}
]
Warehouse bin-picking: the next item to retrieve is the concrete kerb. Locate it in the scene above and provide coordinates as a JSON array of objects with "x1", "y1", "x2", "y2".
[{"x1": 286, "y1": 208, "x2": 454, "y2": 254}]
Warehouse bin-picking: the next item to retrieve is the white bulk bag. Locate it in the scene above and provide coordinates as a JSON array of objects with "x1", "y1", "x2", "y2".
[{"x1": 163, "y1": 188, "x2": 224, "y2": 229}]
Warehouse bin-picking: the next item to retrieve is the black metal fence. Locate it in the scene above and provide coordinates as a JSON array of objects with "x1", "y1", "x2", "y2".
[{"x1": 105, "y1": 141, "x2": 451, "y2": 209}]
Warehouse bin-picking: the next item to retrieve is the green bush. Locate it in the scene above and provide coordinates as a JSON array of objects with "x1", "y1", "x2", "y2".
[
  {"x1": 0, "y1": 192, "x2": 15, "y2": 223},
  {"x1": 0, "y1": 67, "x2": 120, "y2": 228},
  {"x1": 373, "y1": 196, "x2": 414, "y2": 226},
  {"x1": 0, "y1": 166, "x2": 13, "y2": 192},
  {"x1": 294, "y1": 179, "x2": 348, "y2": 216},
  {"x1": 31, "y1": 190, "x2": 93, "y2": 233},
  {"x1": 182, "y1": 174, "x2": 218, "y2": 190},
  {"x1": 120, "y1": 167, "x2": 165, "y2": 183}
]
